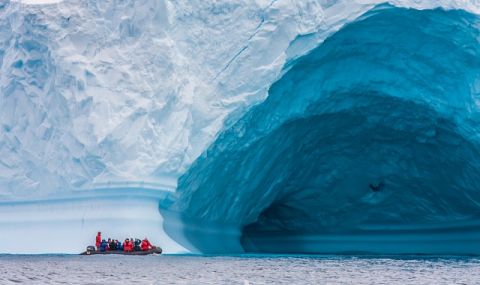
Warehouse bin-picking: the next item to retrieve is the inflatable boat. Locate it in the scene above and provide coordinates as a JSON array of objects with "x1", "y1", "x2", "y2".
[{"x1": 80, "y1": 246, "x2": 162, "y2": 255}]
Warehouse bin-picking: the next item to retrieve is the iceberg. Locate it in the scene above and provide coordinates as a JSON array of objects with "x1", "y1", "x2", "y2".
[
  {"x1": 0, "y1": 0, "x2": 327, "y2": 196},
  {"x1": 168, "y1": 5, "x2": 480, "y2": 255},
  {"x1": 0, "y1": 0, "x2": 479, "y2": 254}
]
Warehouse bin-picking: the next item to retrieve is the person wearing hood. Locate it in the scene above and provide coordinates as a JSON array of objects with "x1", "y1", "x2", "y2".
[
  {"x1": 141, "y1": 238, "x2": 152, "y2": 251},
  {"x1": 123, "y1": 238, "x2": 133, "y2": 252},
  {"x1": 99, "y1": 239, "x2": 108, "y2": 252},
  {"x1": 95, "y1": 232, "x2": 102, "y2": 250}
]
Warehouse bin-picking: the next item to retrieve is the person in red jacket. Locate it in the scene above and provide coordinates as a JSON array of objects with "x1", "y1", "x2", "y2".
[
  {"x1": 128, "y1": 239, "x2": 134, "y2": 252},
  {"x1": 123, "y1": 238, "x2": 129, "y2": 252},
  {"x1": 95, "y1": 232, "x2": 102, "y2": 250},
  {"x1": 141, "y1": 238, "x2": 152, "y2": 251},
  {"x1": 123, "y1": 238, "x2": 133, "y2": 252}
]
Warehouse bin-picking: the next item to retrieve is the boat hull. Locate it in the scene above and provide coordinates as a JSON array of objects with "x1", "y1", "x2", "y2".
[{"x1": 80, "y1": 247, "x2": 162, "y2": 255}]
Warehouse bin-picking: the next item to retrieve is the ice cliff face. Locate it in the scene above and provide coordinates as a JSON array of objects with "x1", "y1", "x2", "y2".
[
  {"x1": 0, "y1": 0, "x2": 326, "y2": 196},
  {"x1": 2, "y1": 0, "x2": 479, "y2": 197},
  {"x1": 169, "y1": 5, "x2": 480, "y2": 254}
]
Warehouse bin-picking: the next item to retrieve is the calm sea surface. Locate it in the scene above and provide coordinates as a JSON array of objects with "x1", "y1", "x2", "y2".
[{"x1": 0, "y1": 254, "x2": 478, "y2": 284}]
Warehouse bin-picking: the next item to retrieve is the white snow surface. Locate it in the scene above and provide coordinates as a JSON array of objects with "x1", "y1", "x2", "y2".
[{"x1": 0, "y1": 0, "x2": 479, "y2": 197}]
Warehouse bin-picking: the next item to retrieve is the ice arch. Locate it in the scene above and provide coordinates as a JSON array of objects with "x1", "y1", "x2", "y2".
[{"x1": 166, "y1": 5, "x2": 480, "y2": 254}]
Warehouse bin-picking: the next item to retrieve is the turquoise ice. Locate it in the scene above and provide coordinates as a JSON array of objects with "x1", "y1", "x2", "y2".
[{"x1": 168, "y1": 5, "x2": 480, "y2": 255}]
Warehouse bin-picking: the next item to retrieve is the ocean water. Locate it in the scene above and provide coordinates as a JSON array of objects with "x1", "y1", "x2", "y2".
[{"x1": 0, "y1": 255, "x2": 478, "y2": 284}]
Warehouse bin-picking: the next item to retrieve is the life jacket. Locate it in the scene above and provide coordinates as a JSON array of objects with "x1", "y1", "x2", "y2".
[
  {"x1": 141, "y1": 240, "x2": 148, "y2": 251},
  {"x1": 124, "y1": 241, "x2": 133, "y2": 252},
  {"x1": 141, "y1": 239, "x2": 151, "y2": 251}
]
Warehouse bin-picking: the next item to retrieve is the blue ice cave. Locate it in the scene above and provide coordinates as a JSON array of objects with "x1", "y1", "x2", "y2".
[{"x1": 164, "y1": 5, "x2": 480, "y2": 254}]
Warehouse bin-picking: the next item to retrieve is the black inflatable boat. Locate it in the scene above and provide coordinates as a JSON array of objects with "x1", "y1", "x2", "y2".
[{"x1": 80, "y1": 246, "x2": 162, "y2": 255}]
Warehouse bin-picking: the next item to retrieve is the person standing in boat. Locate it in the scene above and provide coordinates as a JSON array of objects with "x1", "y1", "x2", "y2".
[{"x1": 95, "y1": 232, "x2": 102, "y2": 250}]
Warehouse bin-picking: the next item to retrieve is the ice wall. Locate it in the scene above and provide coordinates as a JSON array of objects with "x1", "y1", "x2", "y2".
[
  {"x1": 170, "y1": 5, "x2": 480, "y2": 254},
  {"x1": 0, "y1": 187, "x2": 186, "y2": 254},
  {"x1": 0, "y1": 0, "x2": 326, "y2": 196},
  {"x1": 2, "y1": 0, "x2": 479, "y2": 197}
]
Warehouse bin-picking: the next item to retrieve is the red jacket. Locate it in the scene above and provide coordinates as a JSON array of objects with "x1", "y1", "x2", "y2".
[
  {"x1": 141, "y1": 239, "x2": 152, "y2": 251},
  {"x1": 96, "y1": 234, "x2": 101, "y2": 248},
  {"x1": 124, "y1": 240, "x2": 133, "y2": 252}
]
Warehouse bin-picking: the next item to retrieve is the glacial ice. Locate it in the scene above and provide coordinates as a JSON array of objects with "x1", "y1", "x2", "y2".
[
  {"x1": 0, "y1": 187, "x2": 186, "y2": 254},
  {"x1": 168, "y1": 5, "x2": 480, "y2": 254},
  {"x1": 1, "y1": 0, "x2": 480, "y2": 254},
  {"x1": 1, "y1": 0, "x2": 479, "y2": 196},
  {"x1": 0, "y1": 0, "x2": 327, "y2": 196}
]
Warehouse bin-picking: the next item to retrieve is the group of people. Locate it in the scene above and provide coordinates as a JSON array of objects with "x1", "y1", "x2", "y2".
[{"x1": 95, "y1": 232, "x2": 154, "y2": 252}]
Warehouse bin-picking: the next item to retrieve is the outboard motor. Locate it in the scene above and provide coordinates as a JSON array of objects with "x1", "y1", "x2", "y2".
[{"x1": 86, "y1": 245, "x2": 96, "y2": 255}]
